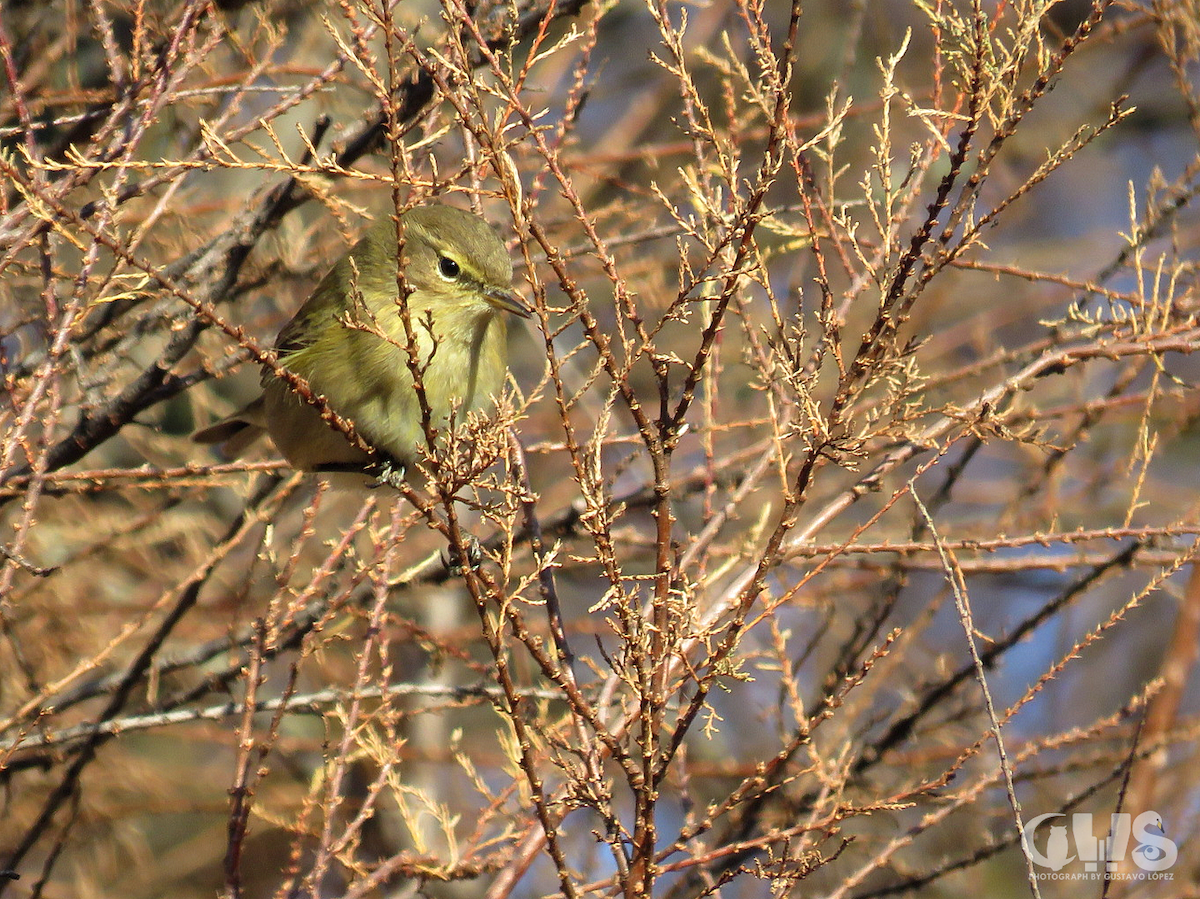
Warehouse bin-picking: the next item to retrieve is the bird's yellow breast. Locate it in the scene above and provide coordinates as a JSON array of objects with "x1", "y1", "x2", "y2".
[{"x1": 262, "y1": 296, "x2": 508, "y2": 471}]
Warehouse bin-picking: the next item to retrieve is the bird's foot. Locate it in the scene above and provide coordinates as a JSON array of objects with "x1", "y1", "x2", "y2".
[
  {"x1": 443, "y1": 534, "x2": 484, "y2": 575},
  {"x1": 366, "y1": 457, "x2": 407, "y2": 490}
]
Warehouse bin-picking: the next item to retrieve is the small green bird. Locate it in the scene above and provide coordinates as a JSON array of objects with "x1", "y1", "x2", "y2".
[{"x1": 194, "y1": 204, "x2": 528, "y2": 479}]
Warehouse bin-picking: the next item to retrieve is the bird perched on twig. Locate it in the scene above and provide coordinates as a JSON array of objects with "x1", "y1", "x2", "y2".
[{"x1": 194, "y1": 204, "x2": 528, "y2": 484}]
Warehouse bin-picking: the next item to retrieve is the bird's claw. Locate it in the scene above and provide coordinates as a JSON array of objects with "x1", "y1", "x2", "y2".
[
  {"x1": 443, "y1": 535, "x2": 484, "y2": 575},
  {"x1": 367, "y1": 458, "x2": 407, "y2": 490}
]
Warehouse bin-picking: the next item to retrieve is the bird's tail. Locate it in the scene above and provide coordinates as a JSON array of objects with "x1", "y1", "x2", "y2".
[{"x1": 192, "y1": 396, "x2": 268, "y2": 459}]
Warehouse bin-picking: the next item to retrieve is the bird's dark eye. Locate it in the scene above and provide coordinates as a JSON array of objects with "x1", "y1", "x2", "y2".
[{"x1": 438, "y1": 256, "x2": 461, "y2": 280}]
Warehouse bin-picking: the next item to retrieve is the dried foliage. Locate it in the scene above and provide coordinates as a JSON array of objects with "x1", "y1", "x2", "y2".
[{"x1": 3, "y1": 0, "x2": 1200, "y2": 897}]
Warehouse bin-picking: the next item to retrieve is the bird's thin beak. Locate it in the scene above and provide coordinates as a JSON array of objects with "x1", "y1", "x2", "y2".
[{"x1": 485, "y1": 285, "x2": 531, "y2": 318}]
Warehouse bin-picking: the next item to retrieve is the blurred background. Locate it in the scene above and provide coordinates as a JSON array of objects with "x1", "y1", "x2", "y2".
[{"x1": 2, "y1": 0, "x2": 1199, "y2": 897}]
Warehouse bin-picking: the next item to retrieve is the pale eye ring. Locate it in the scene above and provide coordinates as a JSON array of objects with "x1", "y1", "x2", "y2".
[{"x1": 438, "y1": 256, "x2": 461, "y2": 280}]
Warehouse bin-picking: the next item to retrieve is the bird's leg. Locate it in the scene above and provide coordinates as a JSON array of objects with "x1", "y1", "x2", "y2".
[
  {"x1": 313, "y1": 461, "x2": 373, "y2": 476},
  {"x1": 313, "y1": 456, "x2": 407, "y2": 488},
  {"x1": 364, "y1": 455, "x2": 407, "y2": 490},
  {"x1": 442, "y1": 534, "x2": 484, "y2": 575}
]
